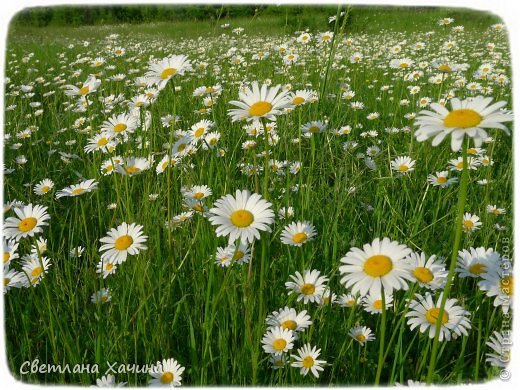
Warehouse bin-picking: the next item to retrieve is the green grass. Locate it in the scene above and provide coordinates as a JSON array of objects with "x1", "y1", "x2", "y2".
[{"x1": 3, "y1": 5, "x2": 512, "y2": 387}]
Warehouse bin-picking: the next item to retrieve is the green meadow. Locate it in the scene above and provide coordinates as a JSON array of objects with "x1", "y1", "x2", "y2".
[{"x1": 3, "y1": 5, "x2": 512, "y2": 387}]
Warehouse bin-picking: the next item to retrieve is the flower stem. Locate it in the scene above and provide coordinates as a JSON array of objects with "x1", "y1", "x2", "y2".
[
  {"x1": 375, "y1": 288, "x2": 387, "y2": 385},
  {"x1": 426, "y1": 140, "x2": 469, "y2": 383}
]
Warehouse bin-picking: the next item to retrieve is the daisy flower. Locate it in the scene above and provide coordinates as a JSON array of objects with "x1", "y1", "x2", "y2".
[
  {"x1": 405, "y1": 293, "x2": 471, "y2": 341},
  {"x1": 478, "y1": 265, "x2": 513, "y2": 314},
  {"x1": 189, "y1": 119, "x2": 214, "y2": 142},
  {"x1": 101, "y1": 113, "x2": 138, "y2": 137},
  {"x1": 93, "y1": 374, "x2": 126, "y2": 387},
  {"x1": 405, "y1": 252, "x2": 447, "y2": 290},
  {"x1": 290, "y1": 343, "x2": 327, "y2": 378},
  {"x1": 448, "y1": 156, "x2": 481, "y2": 171},
  {"x1": 225, "y1": 242, "x2": 251, "y2": 265},
  {"x1": 339, "y1": 237, "x2": 413, "y2": 296},
  {"x1": 171, "y1": 136, "x2": 193, "y2": 156},
  {"x1": 456, "y1": 247, "x2": 501, "y2": 278},
  {"x1": 269, "y1": 355, "x2": 288, "y2": 370},
  {"x1": 485, "y1": 331, "x2": 512, "y2": 367},
  {"x1": 55, "y1": 179, "x2": 98, "y2": 199},
  {"x1": 335, "y1": 293, "x2": 358, "y2": 308},
  {"x1": 288, "y1": 90, "x2": 314, "y2": 106},
  {"x1": 91, "y1": 288, "x2": 112, "y2": 304},
  {"x1": 146, "y1": 55, "x2": 191, "y2": 89},
  {"x1": 33, "y1": 178, "x2": 54, "y2": 196},
  {"x1": 391, "y1": 156, "x2": 416, "y2": 174},
  {"x1": 148, "y1": 358, "x2": 185, "y2": 387},
  {"x1": 414, "y1": 96, "x2": 512, "y2": 151},
  {"x1": 285, "y1": 269, "x2": 329, "y2": 304},
  {"x1": 99, "y1": 222, "x2": 148, "y2": 264},
  {"x1": 209, "y1": 189, "x2": 274, "y2": 244},
  {"x1": 214, "y1": 247, "x2": 233, "y2": 267},
  {"x1": 96, "y1": 258, "x2": 118, "y2": 279},
  {"x1": 280, "y1": 221, "x2": 317, "y2": 246},
  {"x1": 462, "y1": 213, "x2": 482, "y2": 233},
  {"x1": 362, "y1": 291, "x2": 393, "y2": 314},
  {"x1": 116, "y1": 157, "x2": 151, "y2": 176},
  {"x1": 64, "y1": 75, "x2": 101, "y2": 96},
  {"x1": 278, "y1": 206, "x2": 294, "y2": 219},
  {"x1": 261, "y1": 326, "x2": 295, "y2": 355},
  {"x1": 21, "y1": 254, "x2": 52, "y2": 286},
  {"x1": 84, "y1": 132, "x2": 116, "y2": 154},
  {"x1": 182, "y1": 185, "x2": 212, "y2": 201},
  {"x1": 301, "y1": 121, "x2": 327, "y2": 137},
  {"x1": 427, "y1": 171, "x2": 458, "y2": 188},
  {"x1": 349, "y1": 325, "x2": 375, "y2": 345},
  {"x1": 3, "y1": 204, "x2": 50, "y2": 241},
  {"x1": 3, "y1": 239, "x2": 19, "y2": 267},
  {"x1": 228, "y1": 81, "x2": 292, "y2": 122},
  {"x1": 266, "y1": 306, "x2": 312, "y2": 334},
  {"x1": 486, "y1": 205, "x2": 506, "y2": 216},
  {"x1": 4, "y1": 267, "x2": 26, "y2": 293}
]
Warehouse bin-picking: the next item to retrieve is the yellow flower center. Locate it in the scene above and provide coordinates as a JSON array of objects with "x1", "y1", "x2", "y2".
[
  {"x1": 114, "y1": 235, "x2": 133, "y2": 250},
  {"x1": 436, "y1": 176, "x2": 448, "y2": 184},
  {"x1": 467, "y1": 148, "x2": 477, "y2": 154},
  {"x1": 413, "y1": 267, "x2": 434, "y2": 283},
  {"x1": 178, "y1": 144, "x2": 187, "y2": 152},
  {"x1": 281, "y1": 320, "x2": 297, "y2": 331},
  {"x1": 113, "y1": 123, "x2": 127, "y2": 133},
  {"x1": 364, "y1": 255, "x2": 393, "y2": 277},
  {"x1": 194, "y1": 128, "x2": 205, "y2": 138},
  {"x1": 249, "y1": 101, "x2": 273, "y2": 117},
  {"x1": 300, "y1": 283, "x2": 315, "y2": 295},
  {"x1": 444, "y1": 109, "x2": 482, "y2": 128},
  {"x1": 400, "y1": 63, "x2": 409, "y2": 68},
  {"x1": 160, "y1": 68, "x2": 177, "y2": 79},
  {"x1": 232, "y1": 250, "x2": 244, "y2": 261},
  {"x1": 192, "y1": 205, "x2": 204, "y2": 213},
  {"x1": 4, "y1": 252, "x2": 10, "y2": 264},
  {"x1": 125, "y1": 167, "x2": 141, "y2": 174},
  {"x1": 230, "y1": 210, "x2": 254, "y2": 228},
  {"x1": 356, "y1": 334, "x2": 366, "y2": 342},
  {"x1": 469, "y1": 263, "x2": 486, "y2": 275},
  {"x1": 273, "y1": 338, "x2": 287, "y2": 351},
  {"x1": 193, "y1": 192, "x2": 205, "y2": 200},
  {"x1": 302, "y1": 356, "x2": 315, "y2": 368},
  {"x1": 463, "y1": 220, "x2": 474, "y2": 229},
  {"x1": 438, "y1": 64, "x2": 452, "y2": 72},
  {"x1": 292, "y1": 232, "x2": 308, "y2": 244},
  {"x1": 31, "y1": 266, "x2": 43, "y2": 277},
  {"x1": 97, "y1": 138, "x2": 109, "y2": 146},
  {"x1": 292, "y1": 96, "x2": 305, "y2": 105},
  {"x1": 4, "y1": 277, "x2": 9, "y2": 285},
  {"x1": 160, "y1": 372, "x2": 174, "y2": 384},
  {"x1": 72, "y1": 188, "x2": 86, "y2": 195},
  {"x1": 309, "y1": 126, "x2": 321, "y2": 133},
  {"x1": 425, "y1": 308, "x2": 449, "y2": 325},
  {"x1": 18, "y1": 217, "x2": 37, "y2": 232},
  {"x1": 500, "y1": 276, "x2": 513, "y2": 296},
  {"x1": 105, "y1": 263, "x2": 114, "y2": 271},
  {"x1": 398, "y1": 165, "x2": 409, "y2": 172},
  {"x1": 101, "y1": 296, "x2": 108, "y2": 303},
  {"x1": 373, "y1": 300, "x2": 383, "y2": 310},
  {"x1": 78, "y1": 86, "x2": 90, "y2": 95}
]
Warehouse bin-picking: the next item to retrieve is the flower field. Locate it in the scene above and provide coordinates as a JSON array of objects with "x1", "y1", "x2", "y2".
[{"x1": 2, "y1": 5, "x2": 514, "y2": 387}]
